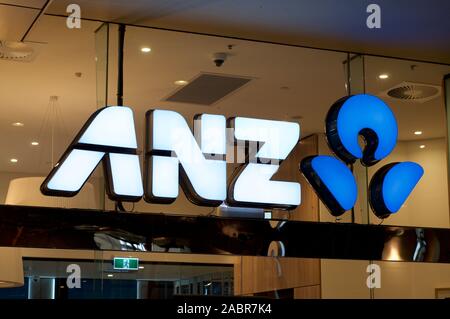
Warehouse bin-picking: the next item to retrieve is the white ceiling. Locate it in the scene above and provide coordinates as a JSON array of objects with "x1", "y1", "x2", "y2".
[
  {"x1": 1, "y1": 0, "x2": 46, "y2": 8},
  {"x1": 2, "y1": 0, "x2": 450, "y2": 62},
  {"x1": 0, "y1": 14, "x2": 449, "y2": 176},
  {"x1": 0, "y1": 4, "x2": 38, "y2": 40},
  {"x1": 44, "y1": 0, "x2": 450, "y2": 64}
]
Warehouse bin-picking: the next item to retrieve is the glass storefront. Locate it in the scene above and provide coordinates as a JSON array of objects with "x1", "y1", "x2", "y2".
[
  {"x1": 0, "y1": 13, "x2": 449, "y2": 299},
  {"x1": 0, "y1": 258, "x2": 233, "y2": 299}
]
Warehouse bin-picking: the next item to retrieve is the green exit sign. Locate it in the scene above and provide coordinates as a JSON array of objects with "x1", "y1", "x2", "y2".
[{"x1": 113, "y1": 257, "x2": 139, "y2": 270}]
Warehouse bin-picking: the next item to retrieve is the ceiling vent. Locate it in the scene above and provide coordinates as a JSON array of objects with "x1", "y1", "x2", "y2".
[
  {"x1": 164, "y1": 73, "x2": 253, "y2": 106},
  {"x1": 0, "y1": 41, "x2": 40, "y2": 62},
  {"x1": 380, "y1": 81, "x2": 441, "y2": 103}
]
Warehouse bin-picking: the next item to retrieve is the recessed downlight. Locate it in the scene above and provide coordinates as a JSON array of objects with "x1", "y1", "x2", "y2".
[
  {"x1": 414, "y1": 131, "x2": 423, "y2": 135},
  {"x1": 419, "y1": 145, "x2": 426, "y2": 149},
  {"x1": 174, "y1": 80, "x2": 188, "y2": 86},
  {"x1": 31, "y1": 141, "x2": 39, "y2": 146},
  {"x1": 12, "y1": 122, "x2": 24, "y2": 127},
  {"x1": 10, "y1": 158, "x2": 18, "y2": 163},
  {"x1": 378, "y1": 74, "x2": 389, "y2": 79},
  {"x1": 141, "y1": 47, "x2": 151, "y2": 53}
]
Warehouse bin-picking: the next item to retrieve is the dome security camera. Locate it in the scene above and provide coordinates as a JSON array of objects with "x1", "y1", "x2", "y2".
[{"x1": 213, "y1": 52, "x2": 227, "y2": 67}]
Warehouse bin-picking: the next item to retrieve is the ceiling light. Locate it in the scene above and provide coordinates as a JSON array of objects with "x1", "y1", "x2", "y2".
[
  {"x1": 12, "y1": 122, "x2": 24, "y2": 127},
  {"x1": 10, "y1": 158, "x2": 18, "y2": 163},
  {"x1": 378, "y1": 74, "x2": 389, "y2": 79},
  {"x1": 31, "y1": 141, "x2": 39, "y2": 146},
  {"x1": 414, "y1": 131, "x2": 423, "y2": 135},
  {"x1": 419, "y1": 145, "x2": 426, "y2": 149},
  {"x1": 138, "y1": 266, "x2": 144, "y2": 269},
  {"x1": 107, "y1": 274, "x2": 114, "y2": 278},
  {"x1": 174, "y1": 80, "x2": 188, "y2": 86},
  {"x1": 141, "y1": 47, "x2": 151, "y2": 53}
]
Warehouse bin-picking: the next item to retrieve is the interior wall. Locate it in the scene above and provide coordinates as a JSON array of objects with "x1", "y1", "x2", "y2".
[
  {"x1": 375, "y1": 261, "x2": 450, "y2": 298},
  {"x1": 369, "y1": 137, "x2": 450, "y2": 228},
  {"x1": 313, "y1": 133, "x2": 450, "y2": 228},
  {"x1": 274, "y1": 134, "x2": 319, "y2": 222},
  {"x1": 320, "y1": 259, "x2": 370, "y2": 299},
  {"x1": 320, "y1": 259, "x2": 450, "y2": 299}
]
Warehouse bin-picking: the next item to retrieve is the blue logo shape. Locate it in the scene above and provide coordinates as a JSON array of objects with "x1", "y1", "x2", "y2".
[
  {"x1": 326, "y1": 94, "x2": 398, "y2": 166},
  {"x1": 369, "y1": 162, "x2": 424, "y2": 219},
  {"x1": 301, "y1": 155, "x2": 357, "y2": 216},
  {"x1": 300, "y1": 94, "x2": 423, "y2": 219}
]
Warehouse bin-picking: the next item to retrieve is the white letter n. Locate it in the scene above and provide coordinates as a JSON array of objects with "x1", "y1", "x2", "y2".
[{"x1": 144, "y1": 110, "x2": 226, "y2": 206}]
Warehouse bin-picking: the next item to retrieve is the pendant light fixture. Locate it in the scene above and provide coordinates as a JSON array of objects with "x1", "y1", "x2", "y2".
[{"x1": 5, "y1": 96, "x2": 98, "y2": 209}]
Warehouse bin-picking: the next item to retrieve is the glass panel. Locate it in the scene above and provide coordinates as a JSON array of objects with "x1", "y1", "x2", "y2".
[
  {"x1": 115, "y1": 25, "x2": 347, "y2": 217},
  {"x1": 0, "y1": 15, "x2": 104, "y2": 210},
  {"x1": 365, "y1": 56, "x2": 450, "y2": 228},
  {"x1": 0, "y1": 258, "x2": 232, "y2": 299}
]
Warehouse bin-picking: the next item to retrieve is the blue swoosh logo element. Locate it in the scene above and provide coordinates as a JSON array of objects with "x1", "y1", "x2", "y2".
[
  {"x1": 301, "y1": 155, "x2": 357, "y2": 216},
  {"x1": 369, "y1": 162, "x2": 424, "y2": 218}
]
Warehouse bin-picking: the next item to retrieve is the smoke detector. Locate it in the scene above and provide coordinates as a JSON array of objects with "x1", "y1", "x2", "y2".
[
  {"x1": 0, "y1": 41, "x2": 37, "y2": 62},
  {"x1": 380, "y1": 81, "x2": 441, "y2": 103}
]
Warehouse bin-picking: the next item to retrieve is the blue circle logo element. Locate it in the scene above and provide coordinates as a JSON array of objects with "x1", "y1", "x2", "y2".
[{"x1": 326, "y1": 94, "x2": 398, "y2": 167}]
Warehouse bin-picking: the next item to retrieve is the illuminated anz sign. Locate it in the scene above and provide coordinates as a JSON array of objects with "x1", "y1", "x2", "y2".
[
  {"x1": 41, "y1": 94, "x2": 423, "y2": 218},
  {"x1": 41, "y1": 107, "x2": 301, "y2": 209}
]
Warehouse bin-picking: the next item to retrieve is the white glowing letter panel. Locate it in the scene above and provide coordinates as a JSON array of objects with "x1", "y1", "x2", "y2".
[
  {"x1": 228, "y1": 117, "x2": 301, "y2": 208},
  {"x1": 144, "y1": 110, "x2": 227, "y2": 206},
  {"x1": 41, "y1": 106, "x2": 143, "y2": 201}
]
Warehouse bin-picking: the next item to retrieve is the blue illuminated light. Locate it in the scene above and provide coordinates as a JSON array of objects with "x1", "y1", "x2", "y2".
[
  {"x1": 336, "y1": 94, "x2": 398, "y2": 162},
  {"x1": 310, "y1": 156, "x2": 357, "y2": 211},
  {"x1": 382, "y1": 162, "x2": 424, "y2": 213}
]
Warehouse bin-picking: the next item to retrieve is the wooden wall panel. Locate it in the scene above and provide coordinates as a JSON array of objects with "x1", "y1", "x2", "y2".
[
  {"x1": 294, "y1": 285, "x2": 321, "y2": 299},
  {"x1": 273, "y1": 134, "x2": 319, "y2": 221},
  {"x1": 240, "y1": 257, "x2": 321, "y2": 295}
]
